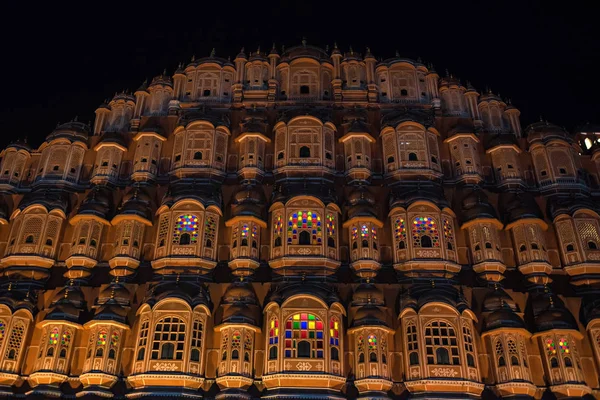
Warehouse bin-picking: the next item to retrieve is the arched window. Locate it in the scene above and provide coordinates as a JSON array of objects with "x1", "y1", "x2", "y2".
[
  {"x1": 269, "y1": 346, "x2": 278, "y2": 360},
  {"x1": 108, "y1": 348, "x2": 116, "y2": 360},
  {"x1": 331, "y1": 346, "x2": 339, "y2": 361},
  {"x1": 328, "y1": 237, "x2": 335, "y2": 247},
  {"x1": 59, "y1": 348, "x2": 67, "y2": 358},
  {"x1": 299, "y1": 146, "x2": 311, "y2": 158},
  {"x1": 406, "y1": 323, "x2": 419, "y2": 366},
  {"x1": 589, "y1": 241, "x2": 598, "y2": 250},
  {"x1": 299, "y1": 231, "x2": 311, "y2": 245},
  {"x1": 498, "y1": 355, "x2": 506, "y2": 366},
  {"x1": 566, "y1": 244, "x2": 574, "y2": 251},
  {"x1": 274, "y1": 237, "x2": 282, "y2": 247},
  {"x1": 387, "y1": 156, "x2": 395, "y2": 164},
  {"x1": 96, "y1": 348, "x2": 104, "y2": 357},
  {"x1": 425, "y1": 321, "x2": 459, "y2": 365},
  {"x1": 161, "y1": 343, "x2": 174, "y2": 359},
  {"x1": 508, "y1": 339, "x2": 519, "y2": 366},
  {"x1": 359, "y1": 352, "x2": 365, "y2": 363},
  {"x1": 297, "y1": 341, "x2": 310, "y2": 357},
  {"x1": 25, "y1": 235, "x2": 34, "y2": 244},
  {"x1": 179, "y1": 233, "x2": 191, "y2": 245},
  {"x1": 190, "y1": 319, "x2": 203, "y2": 363},
  {"x1": 421, "y1": 235, "x2": 432, "y2": 248},
  {"x1": 550, "y1": 357, "x2": 558, "y2": 368},
  {"x1": 564, "y1": 357, "x2": 572, "y2": 367},
  {"x1": 495, "y1": 340, "x2": 505, "y2": 367},
  {"x1": 519, "y1": 244, "x2": 527, "y2": 252},
  {"x1": 7, "y1": 349, "x2": 15, "y2": 360},
  {"x1": 173, "y1": 214, "x2": 199, "y2": 245},
  {"x1": 194, "y1": 151, "x2": 203, "y2": 160},
  {"x1": 436, "y1": 348, "x2": 450, "y2": 364},
  {"x1": 370, "y1": 352, "x2": 378, "y2": 362},
  {"x1": 531, "y1": 243, "x2": 539, "y2": 250},
  {"x1": 412, "y1": 217, "x2": 439, "y2": 248},
  {"x1": 284, "y1": 313, "x2": 324, "y2": 359},
  {"x1": 47, "y1": 347, "x2": 54, "y2": 357},
  {"x1": 287, "y1": 211, "x2": 322, "y2": 245},
  {"x1": 151, "y1": 317, "x2": 185, "y2": 360},
  {"x1": 485, "y1": 242, "x2": 492, "y2": 249},
  {"x1": 463, "y1": 325, "x2": 476, "y2": 368},
  {"x1": 408, "y1": 152, "x2": 418, "y2": 161},
  {"x1": 362, "y1": 239, "x2": 368, "y2": 247},
  {"x1": 232, "y1": 349, "x2": 239, "y2": 360},
  {"x1": 137, "y1": 320, "x2": 149, "y2": 361}
]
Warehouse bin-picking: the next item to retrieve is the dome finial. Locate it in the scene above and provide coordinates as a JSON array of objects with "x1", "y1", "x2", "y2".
[
  {"x1": 395, "y1": 49, "x2": 400, "y2": 57},
  {"x1": 210, "y1": 48, "x2": 216, "y2": 57},
  {"x1": 302, "y1": 37, "x2": 307, "y2": 47}
]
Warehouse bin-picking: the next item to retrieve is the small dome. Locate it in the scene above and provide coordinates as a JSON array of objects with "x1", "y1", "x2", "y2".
[
  {"x1": 498, "y1": 191, "x2": 544, "y2": 225},
  {"x1": 46, "y1": 120, "x2": 89, "y2": 143},
  {"x1": 162, "y1": 182, "x2": 222, "y2": 211},
  {"x1": 531, "y1": 293, "x2": 578, "y2": 332},
  {"x1": 97, "y1": 131, "x2": 127, "y2": 147},
  {"x1": 97, "y1": 283, "x2": 130, "y2": 305},
  {"x1": 482, "y1": 288, "x2": 519, "y2": 312},
  {"x1": 459, "y1": 187, "x2": 499, "y2": 224},
  {"x1": 149, "y1": 73, "x2": 173, "y2": 88},
  {"x1": 268, "y1": 281, "x2": 340, "y2": 306},
  {"x1": 6, "y1": 138, "x2": 31, "y2": 152},
  {"x1": 479, "y1": 90, "x2": 503, "y2": 103},
  {"x1": 546, "y1": 196, "x2": 598, "y2": 220},
  {"x1": 389, "y1": 184, "x2": 448, "y2": 210},
  {"x1": 76, "y1": 186, "x2": 112, "y2": 220},
  {"x1": 347, "y1": 186, "x2": 377, "y2": 220},
  {"x1": 92, "y1": 304, "x2": 128, "y2": 324},
  {"x1": 352, "y1": 283, "x2": 384, "y2": 306},
  {"x1": 19, "y1": 190, "x2": 70, "y2": 214},
  {"x1": 353, "y1": 305, "x2": 388, "y2": 328},
  {"x1": 483, "y1": 309, "x2": 525, "y2": 332},
  {"x1": 117, "y1": 187, "x2": 153, "y2": 222},
  {"x1": 220, "y1": 282, "x2": 260, "y2": 326},
  {"x1": 526, "y1": 120, "x2": 572, "y2": 144},
  {"x1": 281, "y1": 43, "x2": 329, "y2": 62},
  {"x1": 485, "y1": 133, "x2": 519, "y2": 150}
]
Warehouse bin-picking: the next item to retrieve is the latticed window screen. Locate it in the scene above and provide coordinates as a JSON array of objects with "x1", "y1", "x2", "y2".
[
  {"x1": 412, "y1": 217, "x2": 440, "y2": 247},
  {"x1": 137, "y1": 320, "x2": 149, "y2": 360},
  {"x1": 284, "y1": 313, "x2": 324, "y2": 358},
  {"x1": 151, "y1": 317, "x2": 185, "y2": 360},
  {"x1": 425, "y1": 321, "x2": 459, "y2": 365},
  {"x1": 5, "y1": 322, "x2": 25, "y2": 360},
  {"x1": 190, "y1": 320, "x2": 203, "y2": 361}
]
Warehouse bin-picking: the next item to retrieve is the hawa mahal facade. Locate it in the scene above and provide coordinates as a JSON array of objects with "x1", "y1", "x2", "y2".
[{"x1": 0, "y1": 42, "x2": 600, "y2": 399}]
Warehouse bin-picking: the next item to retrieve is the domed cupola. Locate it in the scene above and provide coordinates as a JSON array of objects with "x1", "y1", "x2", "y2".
[
  {"x1": 527, "y1": 120, "x2": 585, "y2": 193},
  {"x1": 101, "y1": 92, "x2": 136, "y2": 133},
  {"x1": 498, "y1": 191, "x2": 544, "y2": 226},
  {"x1": 236, "y1": 117, "x2": 270, "y2": 183},
  {"x1": 108, "y1": 186, "x2": 153, "y2": 276},
  {"x1": 526, "y1": 290, "x2": 589, "y2": 396},
  {"x1": 439, "y1": 72, "x2": 468, "y2": 117},
  {"x1": 348, "y1": 282, "x2": 394, "y2": 393},
  {"x1": 0, "y1": 138, "x2": 32, "y2": 189},
  {"x1": 344, "y1": 186, "x2": 382, "y2": 278},
  {"x1": 458, "y1": 187, "x2": 505, "y2": 282},
  {"x1": 66, "y1": 186, "x2": 112, "y2": 272},
  {"x1": 481, "y1": 288, "x2": 525, "y2": 332},
  {"x1": 29, "y1": 283, "x2": 85, "y2": 390},
  {"x1": 148, "y1": 72, "x2": 173, "y2": 89},
  {"x1": 227, "y1": 185, "x2": 267, "y2": 276},
  {"x1": 46, "y1": 120, "x2": 90, "y2": 144},
  {"x1": 478, "y1": 89, "x2": 508, "y2": 133},
  {"x1": 91, "y1": 131, "x2": 128, "y2": 185}
]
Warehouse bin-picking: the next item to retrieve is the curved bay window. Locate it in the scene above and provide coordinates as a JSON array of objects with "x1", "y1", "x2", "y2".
[
  {"x1": 541, "y1": 333, "x2": 584, "y2": 384},
  {"x1": 32, "y1": 324, "x2": 77, "y2": 376},
  {"x1": 284, "y1": 313, "x2": 324, "y2": 358}
]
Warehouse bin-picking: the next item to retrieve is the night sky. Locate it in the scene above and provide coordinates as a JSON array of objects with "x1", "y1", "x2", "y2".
[{"x1": 1, "y1": 1, "x2": 598, "y2": 149}]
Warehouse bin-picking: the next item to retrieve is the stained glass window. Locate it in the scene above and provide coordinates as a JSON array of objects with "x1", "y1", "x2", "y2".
[
  {"x1": 284, "y1": 313, "x2": 324, "y2": 358},
  {"x1": 412, "y1": 216, "x2": 440, "y2": 247},
  {"x1": 444, "y1": 218, "x2": 454, "y2": 244},
  {"x1": 274, "y1": 215, "x2": 283, "y2": 236},
  {"x1": 558, "y1": 337, "x2": 570, "y2": 354},
  {"x1": 242, "y1": 224, "x2": 249, "y2": 237},
  {"x1": 327, "y1": 214, "x2": 335, "y2": 236},
  {"x1": 269, "y1": 318, "x2": 279, "y2": 345},
  {"x1": 372, "y1": 227, "x2": 377, "y2": 241},
  {"x1": 49, "y1": 327, "x2": 59, "y2": 345},
  {"x1": 61, "y1": 330, "x2": 72, "y2": 346},
  {"x1": 330, "y1": 318, "x2": 339, "y2": 346},
  {"x1": 357, "y1": 335, "x2": 364, "y2": 354},
  {"x1": 111, "y1": 331, "x2": 119, "y2": 347},
  {"x1": 204, "y1": 216, "x2": 217, "y2": 246},
  {"x1": 232, "y1": 225, "x2": 238, "y2": 246},
  {"x1": 352, "y1": 227, "x2": 358, "y2": 241},
  {"x1": 173, "y1": 214, "x2": 199, "y2": 244},
  {"x1": 97, "y1": 330, "x2": 107, "y2": 346},
  {"x1": 368, "y1": 334, "x2": 377, "y2": 350},
  {"x1": 395, "y1": 218, "x2": 406, "y2": 242},
  {"x1": 361, "y1": 225, "x2": 369, "y2": 238},
  {"x1": 287, "y1": 211, "x2": 322, "y2": 244},
  {"x1": 0, "y1": 320, "x2": 5, "y2": 340},
  {"x1": 232, "y1": 331, "x2": 241, "y2": 348},
  {"x1": 252, "y1": 225, "x2": 257, "y2": 238},
  {"x1": 546, "y1": 338, "x2": 557, "y2": 356}
]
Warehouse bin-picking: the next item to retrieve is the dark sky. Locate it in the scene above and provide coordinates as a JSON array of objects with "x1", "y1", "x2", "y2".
[{"x1": 1, "y1": 1, "x2": 598, "y2": 149}]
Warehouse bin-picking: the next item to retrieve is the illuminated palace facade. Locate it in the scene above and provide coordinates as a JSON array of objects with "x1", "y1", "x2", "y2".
[{"x1": 2, "y1": 42, "x2": 600, "y2": 400}]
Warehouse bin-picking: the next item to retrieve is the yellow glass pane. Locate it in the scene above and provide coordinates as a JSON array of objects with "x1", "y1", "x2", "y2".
[
  {"x1": 334, "y1": 322, "x2": 338, "y2": 329},
  {"x1": 270, "y1": 321, "x2": 274, "y2": 329},
  {"x1": 293, "y1": 314, "x2": 300, "y2": 320},
  {"x1": 330, "y1": 329, "x2": 334, "y2": 336},
  {"x1": 275, "y1": 328, "x2": 279, "y2": 335},
  {"x1": 308, "y1": 321, "x2": 315, "y2": 329}
]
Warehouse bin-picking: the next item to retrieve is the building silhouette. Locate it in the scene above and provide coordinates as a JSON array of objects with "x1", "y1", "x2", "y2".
[{"x1": 0, "y1": 42, "x2": 599, "y2": 399}]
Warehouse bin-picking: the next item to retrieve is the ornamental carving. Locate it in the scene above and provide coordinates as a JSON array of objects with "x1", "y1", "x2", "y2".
[
  {"x1": 296, "y1": 362, "x2": 312, "y2": 371},
  {"x1": 431, "y1": 367, "x2": 459, "y2": 378},
  {"x1": 152, "y1": 362, "x2": 179, "y2": 371}
]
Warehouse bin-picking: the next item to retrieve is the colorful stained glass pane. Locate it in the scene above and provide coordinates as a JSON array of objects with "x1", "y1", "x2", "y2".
[
  {"x1": 97, "y1": 331, "x2": 107, "y2": 346},
  {"x1": 288, "y1": 211, "x2": 322, "y2": 244},
  {"x1": 173, "y1": 214, "x2": 199, "y2": 244},
  {"x1": 412, "y1": 216, "x2": 440, "y2": 247},
  {"x1": 61, "y1": 331, "x2": 71, "y2": 346},
  {"x1": 372, "y1": 227, "x2": 377, "y2": 240},
  {"x1": 274, "y1": 215, "x2": 283, "y2": 236},
  {"x1": 204, "y1": 216, "x2": 217, "y2": 244},
  {"x1": 395, "y1": 218, "x2": 406, "y2": 241},
  {"x1": 444, "y1": 218, "x2": 454, "y2": 243},
  {"x1": 546, "y1": 338, "x2": 557, "y2": 356},
  {"x1": 285, "y1": 313, "x2": 324, "y2": 358},
  {"x1": 352, "y1": 227, "x2": 358, "y2": 241},
  {"x1": 558, "y1": 337, "x2": 570, "y2": 354},
  {"x1": 252, "y1": 225, "x2": 257, "y2": 238},
  {"x1": 111, "y1": 331, "x2": 119, "y2": 347},
  {"x1": 242, "y1": 224, "x2": 249, "y2": 237},
  {"x1": 368, "y1": 334, "x2": 377, "y2": 350},
  {"x1": 327, "y1": 214, "x2": 335, "y2": 237},
  {"x1": 0, "y1": 321, "x2": 4, "y2": 340},
  {"x1": 361, "y1": 225, "x2": 369, "y2": 238},
  {"x1": 49, "y1": 328, "x2": 59, "y2": 345}
]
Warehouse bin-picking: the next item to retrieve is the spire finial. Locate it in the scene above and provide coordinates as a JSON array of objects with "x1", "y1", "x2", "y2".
[
  {"x1": 210, "y1": 48, "x2": 216, "y2": 57},
  {"x1": 395, "y1": 50, "x2": 400, "y2": 57},
  {"x1": 302, "y1": 37, "x2": 307, "y2": 47},
  {"x1": 349, "y1": 46, "x2": 354, "y2": 55}
]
